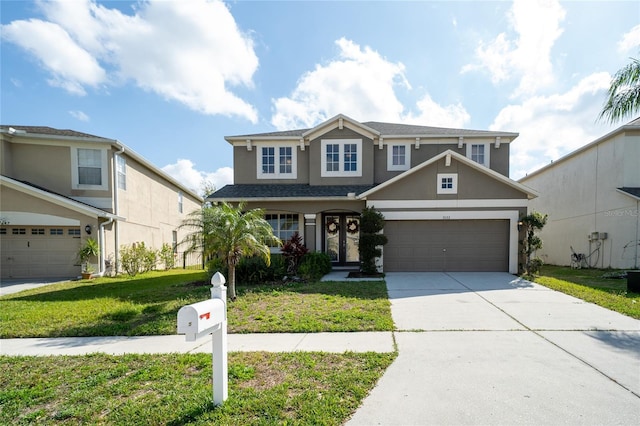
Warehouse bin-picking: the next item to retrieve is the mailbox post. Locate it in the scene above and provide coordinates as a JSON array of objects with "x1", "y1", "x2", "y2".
[{"x1": 177, "y1": 271, "x2": 228, "y2": 406}]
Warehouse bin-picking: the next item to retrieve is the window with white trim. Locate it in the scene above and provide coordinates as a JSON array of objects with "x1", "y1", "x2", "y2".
[
  {"x1": 387, "y1": 143, "x2": 411, "y2": 171},
  {"x1": 116, "y1": 155, "x2": 126, "y2": 190},
  {"x1": 265, "y1": 213, "x2": 299, "y2": 244},
  {"x1": 321, "y1": 139, "x2": 362, "y2": 177},
  {"x1": 71, "y1": 147, "x2": 108, "y2": 190},
  {"x1": 257, "y1": 144, "x2": 297, "y2": 179},
  {"x1": 178, "y1": 191, "x2": 183, "y2": 213},
  {"x1": 466, "y1": 143, "x2": 490, "y2": 167},
  {"x1": 437, "y1": 173, "x2": 458, "y2": 194}
]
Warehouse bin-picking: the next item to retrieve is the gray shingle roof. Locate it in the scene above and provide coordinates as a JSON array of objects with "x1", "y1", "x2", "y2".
[
  {"x1": 227, "y1": 120, "x2": 517, "y2": 139},
  {"x1": 618, "y1": 187, "x2": 640, "y2": 199},
  {"x1": 1, "y1": 125, "x2": 112, "y2": 140},
  {"x1": 208, "y1": 184, "x2": 375, "y2": 200}
]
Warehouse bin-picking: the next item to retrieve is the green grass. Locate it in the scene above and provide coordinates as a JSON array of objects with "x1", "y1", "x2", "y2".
[
  {"x1": 0, "y1": 270, "x2": 393, "y2": 338},
  {"x1": 0, "y1": 351, "x2": 396, "y2": 425},
  {"x1": 532, "y1": 265, "x2": 640, "y2": 319},
  {"x1": 230, "y1": 280, "x2": 393, "y2": 333}
]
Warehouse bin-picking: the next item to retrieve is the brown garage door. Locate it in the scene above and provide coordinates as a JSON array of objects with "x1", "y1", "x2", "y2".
[
  {"x1": 384, "y1": 220, "x2": 509, "y2": 272},
  {"x1": 1, "y1": 227, "x2": 82, "y2": 279}
]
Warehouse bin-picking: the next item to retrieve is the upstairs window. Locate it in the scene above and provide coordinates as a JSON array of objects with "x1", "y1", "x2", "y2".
[
  {"x1": 387, "y1": 143, "x2": 411, "y2": 171},
  {"x1": 78, "y1": 148, "x2": 102, "y2": 185},
  {"x1": 321, "y1": 139, "x2": 362, "y2": 177},
  {"x1": 116, "y1": 155, "x2": 127, "y2": 190},
  {"x1": 467, "y1": 143, "x2": 490, "y2": 167},
  {"x1": 178, "y1": 191, "x2": 183, "y2": 213},
  {"x1": 72, "y1": 147, "x2": 108, "y2": 190},
  {"x1": 257, "y1": 144, "x2": 297, "y2": 179}
]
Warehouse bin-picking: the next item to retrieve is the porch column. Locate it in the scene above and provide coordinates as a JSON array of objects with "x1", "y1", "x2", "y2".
[{"x1": 304, "y1": 214, "x2": 317, "y2": 252}]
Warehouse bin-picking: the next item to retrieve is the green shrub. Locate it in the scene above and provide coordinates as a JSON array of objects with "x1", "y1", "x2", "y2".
[
  {"x1": 206, "y1": 257, "x2": 228, "y2": 280},
  {"x1": 159, "y1": 243, "x2": 176, "y2": 270},
  {"x1": 206, "y1": 254, "x2": 286, "y2": 285},
  {"x1": 119, "y1": 242, "x2": 158, "y2": 276},
  {"x1": 359, "y1": 207, "x2": 388, "y2": 275},
  {"x1": 298, "y1": 252, "x2": 332, "y2": 281}
]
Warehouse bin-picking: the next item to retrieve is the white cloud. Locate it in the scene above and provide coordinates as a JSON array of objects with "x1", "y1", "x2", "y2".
[
  {"x1": 1, "y1": 0, "x2": 258, "y2": 122},
  {"x1": 491, "y1": 72, "x2": 615, "y2": 179},
  {"x1": 1, "y1": 18, "x2": 106, "y2": 95},
  {"x1": 462, "y1": 0, "x2": 566, "y2": 97},
  {"x1": 404, "y1": 94, "x2": 470, "y2": 128},
  {"x1": 69, "y1": 110, "x2": 90, "y2": 121},
  {"x1": 618, "y1": 24, "x2": 640, "y2": 53},
  {"x1": 162, "y1": 159, "x2": 233, "y2": 195},
  {"x1": 271, "y1": 38, "x2": 409, "y2": 129},
  {"x1": 271, "y1": 38, "x2": 469, "y2": 130}
]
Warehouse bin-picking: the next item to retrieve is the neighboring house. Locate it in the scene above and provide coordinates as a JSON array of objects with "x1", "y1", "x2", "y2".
[
  {"x1": 0, "y1": 126, "x2": 203, "y2": 280},
  {"x1": 519, "y1": 117, "x2": 640, "y2": 270},
  {"x1": 209, "y1": 114, "x2": 537, "y2": 273}
]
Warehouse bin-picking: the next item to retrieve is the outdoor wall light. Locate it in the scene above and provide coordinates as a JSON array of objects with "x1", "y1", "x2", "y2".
[
  {"x1": 85, "y1": 224, "x2": 92, "y2": 234},
  {"x1": 517, "y1": 221, "x2": 523, "y2": 231}
]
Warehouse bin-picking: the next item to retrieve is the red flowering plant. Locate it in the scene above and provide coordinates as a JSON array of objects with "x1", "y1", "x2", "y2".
[{"x1": 281, "y1": 232, "x2": 309, "y2": 275}]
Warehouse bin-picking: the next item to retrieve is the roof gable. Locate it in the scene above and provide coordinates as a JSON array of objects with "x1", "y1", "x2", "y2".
[{"x1": 360, "y1": 150, "x2": 538, "y2": 199}]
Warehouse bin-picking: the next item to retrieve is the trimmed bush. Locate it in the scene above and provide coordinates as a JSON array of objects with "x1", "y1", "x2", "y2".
[{"x1": 298, "y1": 252, "x2": 332, "y2": 281}]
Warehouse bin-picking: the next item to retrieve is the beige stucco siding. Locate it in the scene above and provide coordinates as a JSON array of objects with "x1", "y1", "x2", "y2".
[
  {"x1": 521, "y1": 131, "x2": 639, "y2": 269},
  {"x1": 108, "y1": 153, "x2": 201, "y2": 265},
  {"x1": 5, "y1": 143, "x2": 73, "y2": 195}
]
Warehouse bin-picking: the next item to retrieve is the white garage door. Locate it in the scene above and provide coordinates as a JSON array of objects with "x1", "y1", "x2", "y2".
[
  {"x1": 1, "y1": 227, "x2": 82, "y2": 279},
  {"x1": 384, "y1": 220, "x2": 509, "y2": 272}
]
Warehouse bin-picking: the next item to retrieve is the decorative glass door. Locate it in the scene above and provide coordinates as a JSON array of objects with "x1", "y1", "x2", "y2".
[{"x1": 324, "y1": 214, "x2": 360, "y2": 265}]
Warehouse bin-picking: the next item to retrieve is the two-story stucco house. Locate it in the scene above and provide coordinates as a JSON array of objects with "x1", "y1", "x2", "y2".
[
  {"x1": 209, "y1": 114, "x2": 537, "y2": 273},
  {"x1": 0, "y1": 126, "x2": 203, "y2": 280},
  {"x1": 519, "y1": 117, "x2": 640, "y2": 270}
]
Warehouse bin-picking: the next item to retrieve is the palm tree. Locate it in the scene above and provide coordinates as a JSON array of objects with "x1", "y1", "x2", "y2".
[
  {"x1": 180, "y1": 202, "x2": 279, "y2": 299},
  {"x1": 598, "y1": 57, "x2": 640, "y2": 124}
]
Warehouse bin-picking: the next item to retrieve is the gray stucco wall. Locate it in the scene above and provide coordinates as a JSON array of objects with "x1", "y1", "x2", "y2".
[{"x1": 367, "y1": 157, "x2": 527, "y2": 201}]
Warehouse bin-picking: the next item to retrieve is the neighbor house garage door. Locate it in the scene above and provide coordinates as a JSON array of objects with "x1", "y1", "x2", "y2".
[
  {"x1": 0, "y1": 227, "x2": 82, "y2": 279},
  {"x1": 384, "y1": 220, "x2": 509, "y2": 272}
]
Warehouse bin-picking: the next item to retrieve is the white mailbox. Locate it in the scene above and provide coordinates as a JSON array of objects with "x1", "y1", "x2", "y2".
[{"x1": 177, "y1": 299, "x2": 225, "y2": 341}]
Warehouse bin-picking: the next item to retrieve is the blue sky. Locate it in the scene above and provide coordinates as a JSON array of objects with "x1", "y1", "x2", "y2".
[{"x1": 2, "y1": 0, "x2": 639, "y2": 193}]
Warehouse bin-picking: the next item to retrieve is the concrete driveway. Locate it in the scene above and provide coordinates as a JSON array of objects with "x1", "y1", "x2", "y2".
[
  {"x1": 348, "y1": 272, "x2": 640, "y2": 425},
  {"x1": 0, "y1": 278, "x2": 75, "y2": 296}
]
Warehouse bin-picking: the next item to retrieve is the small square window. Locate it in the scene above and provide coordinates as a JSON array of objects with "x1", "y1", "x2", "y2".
[
  {"x1": 12, "y1": 228, "x2": 26, "y2": 235},
  {"x1": 50, "y1": 228, "x2": 63, "y2": 235},
  {"x1": 69, "y1": 228, "x2": 81, "y2": 236},
  {"x1": 437, "y1": 173, "x2": 458, "y2": 194},
  {"x1": 31, "y1": 228, "x2": 45, "y2": 235}
]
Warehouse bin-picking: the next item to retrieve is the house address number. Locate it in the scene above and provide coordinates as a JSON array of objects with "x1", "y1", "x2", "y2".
[{"x1": 442, "y1": 215, "x2": 451, "y2": 220}]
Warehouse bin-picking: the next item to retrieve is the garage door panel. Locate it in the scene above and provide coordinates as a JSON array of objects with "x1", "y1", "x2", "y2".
[
  {"x1": 1, "y1": 227, "x2": 81, "y2": 279},
  {"x1": 384, "y1": 220, "x2": 509, "y2": 272}
]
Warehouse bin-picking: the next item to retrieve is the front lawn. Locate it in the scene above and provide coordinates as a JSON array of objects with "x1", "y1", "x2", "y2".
[
  {"x1": 0, "y1": 351, "x2": 396, "y2": 425},
  {"x1": 533, "y1": 265, "x2": 640, "y2": 319},
  {"x1": 0, "y1": 270, "x2": 393, "y2": 338}
]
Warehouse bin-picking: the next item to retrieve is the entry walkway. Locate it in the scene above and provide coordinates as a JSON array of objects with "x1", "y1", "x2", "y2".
[{"x1": 347, "y1": 272, "x2": 640, "y2": 425}]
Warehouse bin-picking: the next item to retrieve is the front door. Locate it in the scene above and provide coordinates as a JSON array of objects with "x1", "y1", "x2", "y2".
[{"x1": 323, "y1": 214, "x2": 360, "y2": 266}]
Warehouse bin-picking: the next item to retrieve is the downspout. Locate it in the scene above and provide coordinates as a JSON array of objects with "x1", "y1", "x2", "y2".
[
  {"x1": 97, "y1": 217, "x2": 114, "y2": 276},
  {"x1": 113, "y1": 143, "x2": 125, "y2": 273},
  {"x1": 633, "y1": 200, "x2": 640, "y2": 269}
]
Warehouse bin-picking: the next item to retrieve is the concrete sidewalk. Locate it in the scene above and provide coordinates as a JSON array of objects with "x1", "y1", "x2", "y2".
[
  {"x1": 1, "y1": 331, "x2": 395, "y2": 356},
  {"x1": 347, "y1": 272, "x2": 640, "y2": 425}
]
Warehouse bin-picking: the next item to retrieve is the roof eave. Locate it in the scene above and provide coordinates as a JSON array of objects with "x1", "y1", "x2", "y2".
[{"x1": 1, "y1": 176, "x2": 124, "y2": 220}]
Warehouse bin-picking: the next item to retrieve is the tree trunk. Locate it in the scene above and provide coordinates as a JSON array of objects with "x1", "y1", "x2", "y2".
[{"x1": 228, "y1": 264, "x2": 237, "y2": 300}]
